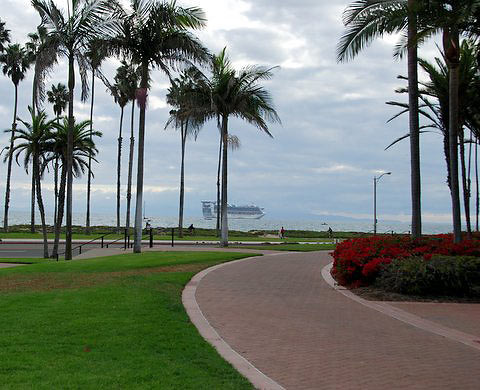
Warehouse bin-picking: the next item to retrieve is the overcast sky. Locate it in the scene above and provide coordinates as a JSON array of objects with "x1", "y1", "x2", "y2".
[{"x1": 0, "y1": 0, "x2": 461, "y2": 227}]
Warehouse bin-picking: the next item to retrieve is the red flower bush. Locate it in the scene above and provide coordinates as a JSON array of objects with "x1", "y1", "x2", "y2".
[{"x1": 331, "y1": 234, "x2": 480, "y2": 286}]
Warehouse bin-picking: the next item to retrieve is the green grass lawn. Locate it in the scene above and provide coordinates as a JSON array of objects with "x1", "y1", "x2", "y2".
[
  {"x1": 231, "y1": 243, "x2": 336, "y2": 252},
  {"x1": 0, "y1": 251, "x2": 258, "y2": 389}
]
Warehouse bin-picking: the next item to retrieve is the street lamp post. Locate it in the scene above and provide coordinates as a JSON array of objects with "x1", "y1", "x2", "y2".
[{"x1": 373, "y1": 172, "x2": 391, "y2": 235}]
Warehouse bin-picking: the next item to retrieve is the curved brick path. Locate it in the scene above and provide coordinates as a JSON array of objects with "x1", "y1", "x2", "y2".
[{"x1": 195, "y1": 251, "x2": 480, "y2": 390}]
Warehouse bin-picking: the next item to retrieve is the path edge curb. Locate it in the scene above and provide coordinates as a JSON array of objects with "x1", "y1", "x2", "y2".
[
  {"x1": 322, "y1": 262, "x2": 480, "y2": 351},
  {"x1": 182, "y1": 254, "x2": 287, "y2": 390}
]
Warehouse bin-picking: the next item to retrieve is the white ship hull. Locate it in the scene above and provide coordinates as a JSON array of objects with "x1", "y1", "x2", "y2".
[
  {"x1": 204, "y1": 212, "x2": 265, "y2": 220},
  {"x1": 202, "y1": 201, "x2": 265, "y2": 220}
]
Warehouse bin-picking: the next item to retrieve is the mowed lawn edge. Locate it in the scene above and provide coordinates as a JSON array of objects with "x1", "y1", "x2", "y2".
[{"x1": 0, "y1": 251, "x2": 260, "y2": 389}]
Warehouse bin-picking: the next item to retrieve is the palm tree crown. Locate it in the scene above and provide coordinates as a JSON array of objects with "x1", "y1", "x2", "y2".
[
  {"x1": 8, "y1": 107, "x2": 55, "y2": 172},
  {"x1": 32, "y1": 0, "x2": 122, "y2": 101},
  {"x1": 48, "y1": 118, "x2": 102, "y2": 175},
  {"x1": 47, "y1": 83, "x2": 69, "y2": 119},
  {"x1": 0, "y1": 43, "x2": 31, "y2": 86}
]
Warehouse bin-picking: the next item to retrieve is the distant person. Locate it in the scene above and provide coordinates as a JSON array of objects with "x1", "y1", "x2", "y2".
[
  {"x1": 280, "y1": 226, "x2": 285, "y2": 239},
  {"x1": 188, "y1": 224, "x2": 195, "y2": 235},
  {"x1": 328, "y1": 227, "x2": 333, "y2": 238}
]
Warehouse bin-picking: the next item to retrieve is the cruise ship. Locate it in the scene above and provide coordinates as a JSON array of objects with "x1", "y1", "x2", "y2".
[{"x1": 202, "y1": 201, "x2": 265, "y2": 220}]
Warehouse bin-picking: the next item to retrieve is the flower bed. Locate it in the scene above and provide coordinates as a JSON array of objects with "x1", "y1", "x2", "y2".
[{"x1": 331, "y1": 234, "x2": 480, "y2": 287}]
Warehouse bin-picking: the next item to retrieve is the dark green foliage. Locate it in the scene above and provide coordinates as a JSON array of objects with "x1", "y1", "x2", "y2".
[{"x1": 376, "y1": 256, "x2": 480, "y2": 297}]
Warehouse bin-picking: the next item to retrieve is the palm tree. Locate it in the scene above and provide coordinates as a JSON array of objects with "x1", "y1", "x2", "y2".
[
  {"x1": 109, "y1": 68, "x2": 130, "y2": 234},
  {"x1": 0, "y1": 43, "x2": 31, "y2": 232},
  {"x1": 387, "y1": 41, "x2": 480, "y2": 235},
  {"x1": 47, "y1": 83, "x2": 69, "y2": 121},
  {"x1": 337, "y1": 0, "x2": 423, "y2": 239},
  {"x1": 46, "y1": 118, "x2": 102, "y2": 258},
  {"x1": 47, "y1": 82, "x2": 69, "y2": 225},
  {"x1": 190, "y1": 49, "x2": 280, "y2": 246},
  {"x1": 431, "y1": 1, "x2": 480, "y2": 242},
  {"x1": 26, "y1": 25, "x2": 49, "y2": 234},
  {"x1": 32, "y1": 0, "x2": 121, "y2": 259},
  {"x1": 110, "y1": 0, "x2": 209, "y2": 253},
  {"x1": 118, "y1": 61, "x2": 140, "y2": 236},
  {"x1": 165, "y1": 70, "x2": 202, "y2": 237},
  {"x1": 8, "y1": 108, "x2": 56, "y2": 258},
  {"x1": 85, "y1": 40, "x2": 108, "y2": 235}
]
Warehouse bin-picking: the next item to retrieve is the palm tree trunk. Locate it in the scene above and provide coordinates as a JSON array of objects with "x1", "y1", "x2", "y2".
[
  {"x1": 54, "y1": 157, "x2": 58, "y2": 227},
  {"x1": 408, "y1": 0, "x2": 421, "y2": 239},
  {"x1": 445, "y1": 30, "x2": 462, "y2": 243},
  {"x1": 52, "y1": 163, "x2": 67, "y2": 258},
  {"x1": 444, "y1": 131, "x2": 451, "y2": 190},
  {"x1": 86, "y1": 69, "x2": 95, "y2": 235},
  {"x1": 178, "y1": 120, "x2": 186, "y2": 238},
  {"x1": 30, "y1": 170, "x2": 36, "y2": 233},
  {"x1": 125, "y1": 100, "x2": 135, "y2": 236},
  {"x1": 134, "y1": 64, "x2": 149, "y2": 253},
  {"x1": 459, "y1": 128, "x2": 472, "y2": 237},
  {"x1": 31, "y1": 76, "x2": 37, "y2": 233},
  {"x1": 34, "y1": 154, "x2": 49, "y2": 258},
  {"x1": 3, "y1": 84, "x2": 19, "y2": 232},
  {"x1": 220, "y1": 115, "x2": 229, "y2": 247},
  {"x1": 54, "y1": 116, "x2": 59, "y2": 229},
  {"x1": 32, "y1": 74, "x2": 37, "y2": 116},
  {"x1": 116, "y1": 106, "x2": 124, "y2": 234},
  {"x1": 216, "y1": 133, "x2": 222, "y2": 237},
  {"x1": 65, "y1": 53, "x2": 75, "y2": 259}
]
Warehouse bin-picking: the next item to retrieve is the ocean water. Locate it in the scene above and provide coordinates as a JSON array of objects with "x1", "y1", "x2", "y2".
[{"x1": 6, "y1": 210, "x2": 454, "y2": 235}]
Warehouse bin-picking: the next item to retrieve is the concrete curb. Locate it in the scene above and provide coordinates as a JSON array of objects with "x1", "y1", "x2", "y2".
[
  {"x1": 322, "y1": 262, "x2": 480, "y2": 351},
  {"x1": 182, "y1": 254, "x2": 287, "y2": 390}
]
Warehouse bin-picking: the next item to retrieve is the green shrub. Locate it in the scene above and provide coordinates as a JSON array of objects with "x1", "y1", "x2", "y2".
[{"x1": 376, "y1": 255, "x2": 480, "y2": 297}]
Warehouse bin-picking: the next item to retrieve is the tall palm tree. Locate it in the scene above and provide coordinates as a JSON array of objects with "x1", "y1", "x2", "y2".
[
  {"x1": 109, "y1": 68, "x2": 130, "y2": 234},
  {"x1": 46, "y1": 118, "x2": 102, "y2": 258},
  {"x1": 0, "y1": 43, "x2": 31, "y2": 232},
  {"x1": 85, "y1": 40, "x2": 108, "y2": 235},
  {"x1": 337, "y1": 0, "x2": 423, "y2": 239},
  {"x1": 431, "y1": 0, "x2": 480, "y2": 242},
  {"x1": 165, "y1": 70, "x2": 202, "y2": 237},
  {"x1": 26, "y1": 25, "x2": 49, "y2": 234},
  {"x1": 110, "y1": 0, "x2": 209, "y2": 253},
  {"x1": 190, "y1": 49, "x2": 280, "y2": 246},
  {"x1": 32, "y1": 0, "x2": 121, "y2": 259},
  {"x1": 387, "y1": 41, "x2": 480, "y2": 235},
  {"x1": 118, "y1": 60, "x2": 140, "y2": 236},
  {"x1": 47, "y1": 82, "x2": 69, "y2": 225},
  {"x1": 8, "y1": 108, "x2": 56, "y2": 257}
]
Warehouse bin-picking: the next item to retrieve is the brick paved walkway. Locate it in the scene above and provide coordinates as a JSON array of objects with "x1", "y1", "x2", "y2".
[{"x1": 195, "y1": 251, "x2": 480, "y2": 390}]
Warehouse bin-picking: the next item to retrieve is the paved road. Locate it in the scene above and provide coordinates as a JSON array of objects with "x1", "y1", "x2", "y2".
[
  {"x1": 0, "y1": 243, "x2": 127, "y2": 258},
  {"x1": 196, "y1": 251, "x2": 480, "y2": 390}
]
